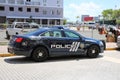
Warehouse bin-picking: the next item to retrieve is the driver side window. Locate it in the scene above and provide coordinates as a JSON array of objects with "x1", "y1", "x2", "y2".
[{"x1": 65, "y1": 31, "x2": 79, "y2": 38}]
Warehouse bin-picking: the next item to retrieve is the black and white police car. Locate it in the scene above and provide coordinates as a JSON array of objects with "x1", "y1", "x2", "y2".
[{"x1": 8, "y1": 27, "x2": 104, "y2": 62}]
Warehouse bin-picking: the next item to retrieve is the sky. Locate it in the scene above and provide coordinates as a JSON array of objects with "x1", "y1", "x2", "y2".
[{"x1": 64, "y1": 0, "x2": 120, "y2": 22}]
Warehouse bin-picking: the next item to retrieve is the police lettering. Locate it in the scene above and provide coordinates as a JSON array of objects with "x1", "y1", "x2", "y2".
[{"x1": 51, "y1": 45, "x2": 71, "y2": 48}]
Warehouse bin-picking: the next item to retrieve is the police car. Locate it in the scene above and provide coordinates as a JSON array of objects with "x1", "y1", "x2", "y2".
[{"x1": 8, "y1": 27, "x2": 104, "y2": 62}]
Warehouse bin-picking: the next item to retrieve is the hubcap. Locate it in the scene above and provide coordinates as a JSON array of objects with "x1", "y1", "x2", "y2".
[
  {"x1": 38, "y1": 52, "x2": 43, "y2": 57},
  {"x1": 92, "y1": 50, "x2": 95, "y2": 54}
]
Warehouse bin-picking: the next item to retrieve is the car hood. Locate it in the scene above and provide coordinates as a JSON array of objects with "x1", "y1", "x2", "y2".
[{"x1": 84, "y1": 37, "x2": 99, "y2": 43}]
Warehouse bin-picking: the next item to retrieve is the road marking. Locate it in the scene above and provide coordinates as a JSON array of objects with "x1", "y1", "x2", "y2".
[{"x1": 101, "y1": 56, "x2": 120, "y2": 64}]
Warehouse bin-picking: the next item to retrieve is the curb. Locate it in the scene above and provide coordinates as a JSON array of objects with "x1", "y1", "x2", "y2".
[
  {"x1": 0, "y1": 48, "x2": 119, "y2": 57},
  {"x1": 105, "y1": 47, "x2": 119, "y2": 51},
  {"x1": 0, "y1": 54, "x2": 15, "y2": 57}
]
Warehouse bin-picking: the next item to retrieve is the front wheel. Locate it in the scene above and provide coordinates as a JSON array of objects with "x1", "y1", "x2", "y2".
[
  {"x1": 87, "y1": 45, "x2": 100, "y2": 58},
  {"x1": 32, "y1": 47, "x2": 48, "y2": 62}
]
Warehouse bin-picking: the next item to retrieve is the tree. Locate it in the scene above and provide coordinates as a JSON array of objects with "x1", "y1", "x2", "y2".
[
  {"x1": 76, "y1": 16, "x2": 80, "y2": 24},
  {"x1": 116, "y1": 19, "x2": 120, "y2": 25},
  {"x1": 102, "y1": 9, "x2": 113, "y2": 20},
  {"x1": 113, "y1": 9, "x2": 120, "y2": 19},
  {"x1": 102, "y1": 9, "x2": 120, "y2": 20},
  {"x1": 102, "y1": 9, "x2": 120, "y2": 25},
  {"x1": 63, "y1": 19, "x2": 67, "y2": 25}
]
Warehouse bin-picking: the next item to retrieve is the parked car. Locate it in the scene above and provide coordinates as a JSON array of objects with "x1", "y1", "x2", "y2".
[
  {"x1": 6, "y1": 22, "x2": 40, "y2": 39},
  {"x1": 8, "y1": 27, "x2": 104, "y2": 62}
]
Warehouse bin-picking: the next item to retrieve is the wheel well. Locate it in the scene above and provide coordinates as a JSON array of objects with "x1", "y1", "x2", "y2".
[{"x1": 31, "y1": 45, "x2": 49, "y2": 57}]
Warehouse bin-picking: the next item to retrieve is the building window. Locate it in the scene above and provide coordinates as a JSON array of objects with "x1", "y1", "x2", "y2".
[
  {"x1": 43, "y1": 10, "x2": 47, "y2": 15},
  {"x1": 57, "y1": 5, "x2": 60, "y2": 7},
  {"x1": 43, "y1": 0, "x2": 47, "y2": 6},
  {"x1": 9, "y1": 7, "x2": 14, "y2": 11},
  {"x1": 8, "y1": 0, "x2": 15, "y2": 4},
  {"x1": 57, "y1": 0, "x2": 60, "y2": 4},
  {"x1": 27, "y1": 8, "x2": 31, "y2": 12},
  {"x1": 26, "y1": 0, "x2": 31, "y2": 2},
  {"x1": 57, "y1": 0, "x2": 60, "y2": 7},
  {"x1": 17, "y1": 0, "x2": 24, "y2": 4},
  {"x1": 35, "y1": 8, "x2": 39, "y2": 12},
  {"x1": 0, "y1": 6, "x2": 5, "y2": 11},
  {"x1": 44, "y1": 4, "x2": 46, "y2": 6},
  {"x1": 43, "y1": 0, "x2": 47, "y2": 3},
  {"x1": 57, "y1": 10, "x2": 61, "y2": 15},
  {"x1": 51, "y1": 10, "x2": 54, "y2": 15},
  {"x1": 18, "y1": 7, "x2": 23, "y2": 12}
]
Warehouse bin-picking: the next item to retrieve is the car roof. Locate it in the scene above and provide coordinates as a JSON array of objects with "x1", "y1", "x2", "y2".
[{"x1": 23, "y1": 27, "x2": 63, "y2": 36}]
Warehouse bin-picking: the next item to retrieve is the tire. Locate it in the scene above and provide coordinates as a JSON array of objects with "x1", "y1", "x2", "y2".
[
  {"x1": 87, "y1": 45, "x2": 100, "y2": 58},
  {"x1": 32, "y1": 47, "x2": 48, "y2": 62},
  {"x1": 6, "y1": 31, "x2": 10, "y2": 39}
]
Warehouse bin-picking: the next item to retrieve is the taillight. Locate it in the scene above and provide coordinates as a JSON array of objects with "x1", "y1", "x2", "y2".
[{"x1": 15, "y1": 38, "x2": 23, "y2": 43}]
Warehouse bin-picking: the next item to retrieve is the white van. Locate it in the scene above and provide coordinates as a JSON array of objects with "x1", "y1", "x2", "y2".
[{"x1": 6, "y1": 22, "x2": 40, "y2": 39}]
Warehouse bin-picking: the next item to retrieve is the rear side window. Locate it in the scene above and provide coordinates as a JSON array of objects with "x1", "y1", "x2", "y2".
[
  {"x1": 40, "y1": 30, "x2": 62, "y2": 38},
  {"x1": 15, "y1": 23, "x2": 23, "y2": 28},
  {"x1": 30, "y1": 25, "x2": 39, "y2": 28},
  {"x1": 53, "y1": 31, "x2": 62, "y2": 38},
  {"x1": 15, "y1": 23, "x2": 30, "y2": 29},
  {"x1": 23, "y1": 23, "x2": 30, "y2": 29}
]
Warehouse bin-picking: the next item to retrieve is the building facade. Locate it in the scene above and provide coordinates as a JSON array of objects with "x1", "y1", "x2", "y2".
[{"x1": 0, "y1": 0, "x2": 63, "y2": 25}]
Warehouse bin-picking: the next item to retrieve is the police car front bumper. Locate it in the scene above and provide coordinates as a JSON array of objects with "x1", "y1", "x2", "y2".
[{"x1": 100, "y1": 46, "x2": 104, "y2": 53}]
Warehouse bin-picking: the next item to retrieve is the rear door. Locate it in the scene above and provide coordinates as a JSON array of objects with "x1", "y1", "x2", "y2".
[{"x1": 40, "y1": 30, "x2": 69, "y2": 56}]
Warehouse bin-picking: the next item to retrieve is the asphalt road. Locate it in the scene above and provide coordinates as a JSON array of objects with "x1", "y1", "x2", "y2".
[{"x1": 0, "y1": 50, "x2": 120, "y2": 80}]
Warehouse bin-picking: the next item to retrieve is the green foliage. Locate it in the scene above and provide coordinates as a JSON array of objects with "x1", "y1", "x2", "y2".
[
  {"x1": 102, "y1": 9, "x2": 120, "y2": 20},
  {"x1": 63, "y1": 19, "x2": 67, "y2": 25},
  {"x1": 0, "y1": 23, "x2": 7, "y2": 29},
  {"x1": 116, "y1": 19, "x2": 120, "y2": 25},
  {"x1": 102, "y1": 9, "x2": 113, "y2": 20}
]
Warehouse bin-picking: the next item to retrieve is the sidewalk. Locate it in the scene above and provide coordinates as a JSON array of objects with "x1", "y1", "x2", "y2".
[
  {"x1": 106, "y1": 42, "x2": 118, "y2": 50},
  {"x1": 0, "y1": 42, "x2": 119, "y2": 57}
]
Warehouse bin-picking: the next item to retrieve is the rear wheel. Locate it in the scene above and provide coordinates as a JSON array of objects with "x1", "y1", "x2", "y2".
[
  {"x1": 32, "y1": 47, "x2": 48, "y2": 62},
  {"x1": 87, "y1": 45, "x2": 100, "y2": 58}
]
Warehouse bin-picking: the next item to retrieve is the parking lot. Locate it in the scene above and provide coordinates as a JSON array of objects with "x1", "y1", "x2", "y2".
[
  {"x1": 0, "y1": 50, "x2": 120, "y2": 80},
  {"x1": 0, "y1": 27, "x2": 120, "y2": 80}
]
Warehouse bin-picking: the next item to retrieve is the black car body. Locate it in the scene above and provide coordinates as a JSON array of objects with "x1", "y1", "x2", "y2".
[{"x1": 8, "y1": 28, "x2": 104, "y2": 62}]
